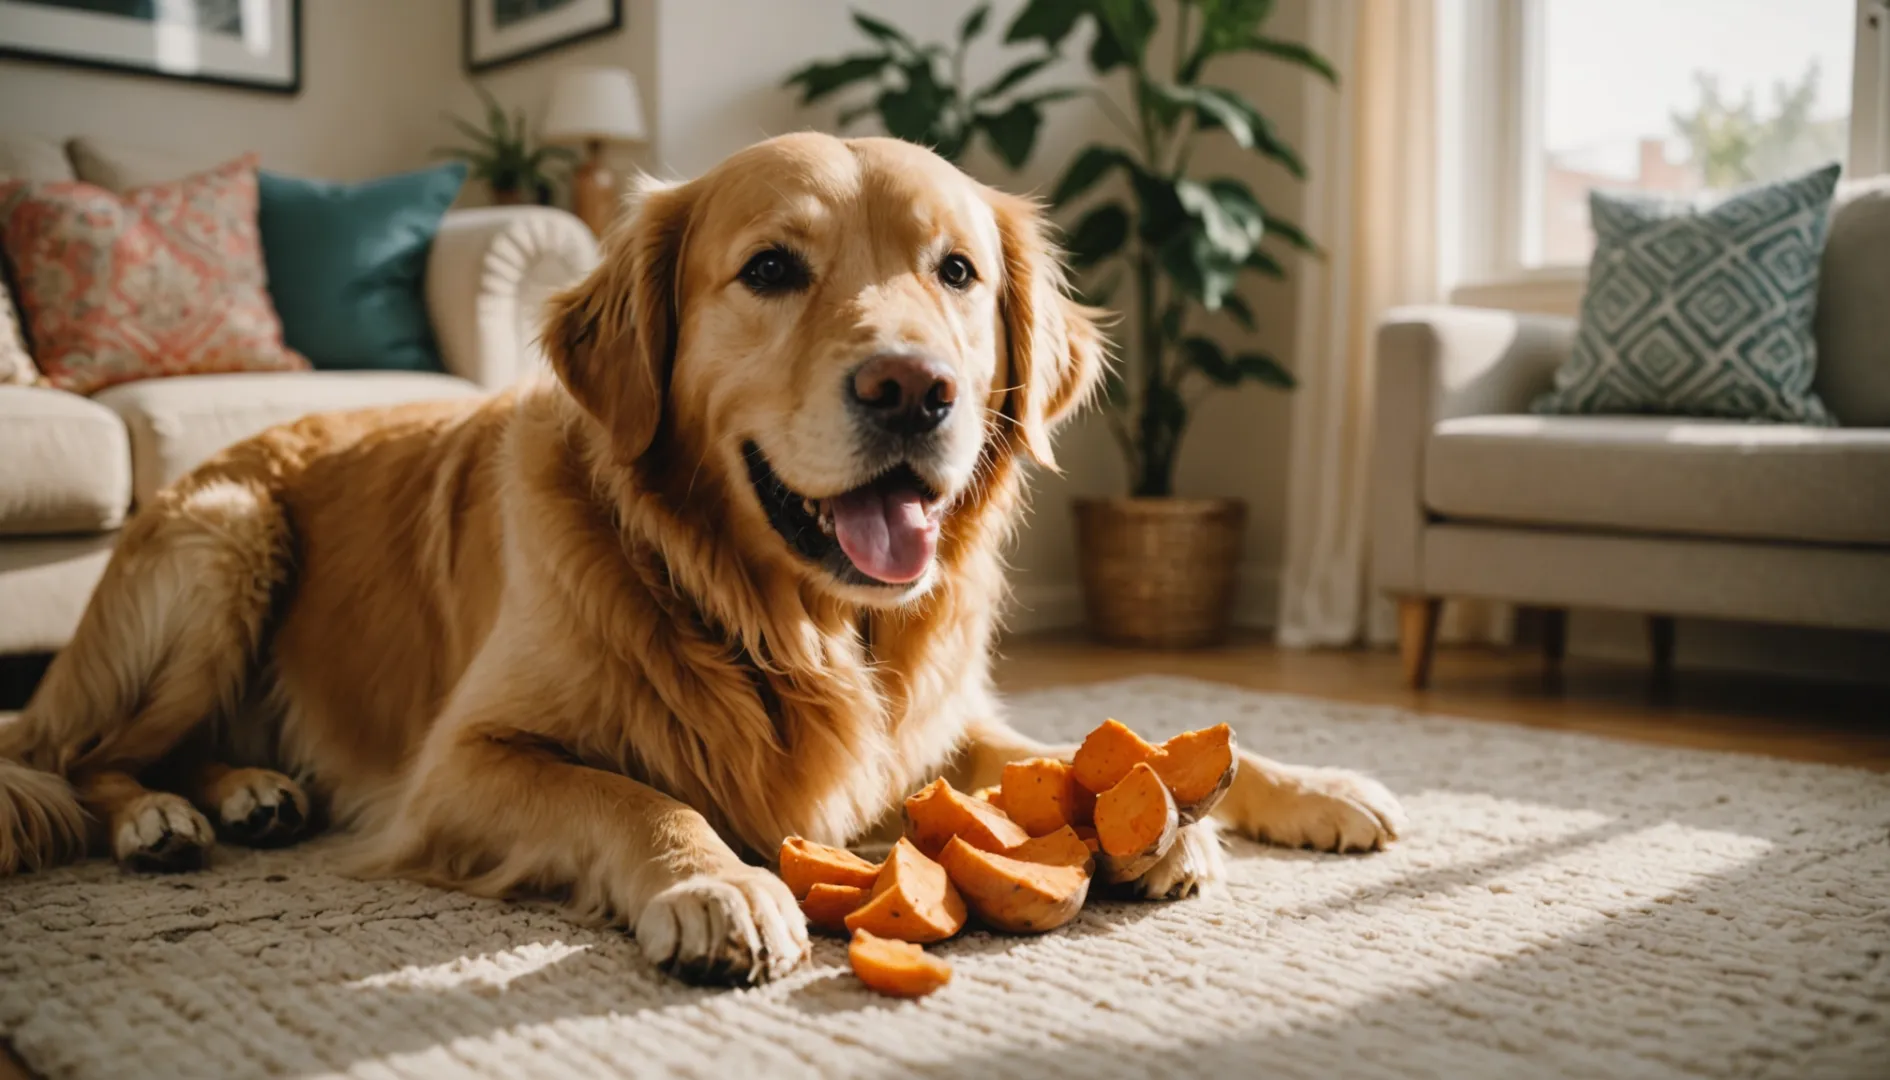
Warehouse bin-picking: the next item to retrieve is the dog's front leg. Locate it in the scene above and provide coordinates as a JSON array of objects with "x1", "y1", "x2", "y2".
[{"x1": 363, "y1": 718, "x2": 808, "y2": 986}]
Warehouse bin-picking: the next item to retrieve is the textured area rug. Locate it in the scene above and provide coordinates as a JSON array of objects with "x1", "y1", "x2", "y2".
[{"x1": 2, "y1": 677, "x2": 1886, "y2": 1080}]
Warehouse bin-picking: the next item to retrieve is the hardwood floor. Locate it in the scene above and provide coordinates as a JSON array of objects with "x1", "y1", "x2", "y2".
[
  {"x1": 3, "y1": 636, "x2": 1884, "y2": 1079},
  {"x1": 996, "y1": 633, "x2": 1890, "y2": 770}
]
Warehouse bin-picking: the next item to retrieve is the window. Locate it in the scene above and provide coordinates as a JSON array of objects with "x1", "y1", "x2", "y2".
[{"x1": 1445, "y1": 0, "x2": 1887, "y2": 281}]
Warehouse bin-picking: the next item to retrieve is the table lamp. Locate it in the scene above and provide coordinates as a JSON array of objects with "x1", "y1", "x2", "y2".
[{"x1": 543, "y1": 67, "x2": 647, "y2": 237}]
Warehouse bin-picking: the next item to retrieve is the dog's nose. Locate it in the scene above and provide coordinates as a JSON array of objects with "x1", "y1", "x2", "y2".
[{"x1": 849, "y1": 354, "x2": 957, "y2": 436}]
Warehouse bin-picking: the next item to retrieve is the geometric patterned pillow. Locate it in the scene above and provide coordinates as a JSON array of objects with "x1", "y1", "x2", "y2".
[
  {"x1": 1533, "y1": 162, "x2": 1841, "y2": 425},
  {"x1": 0, "y1": 280, "x2": 36, "y2": 385},
  {"x1": 0, "y1": 155, "x2": 309, "y2": 396}
]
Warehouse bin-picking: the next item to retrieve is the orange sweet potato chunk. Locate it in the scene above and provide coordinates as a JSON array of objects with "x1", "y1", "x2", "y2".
[
  {"x1": 849, "y1": 929, "x2": 952, "y2": 998},
  {"x1": 1091, "y1": 761, "x2": 1179, "y2": 884},
  {"x1": 1152, "y1": 723, "x2": 1239, "y2": 812},
  {"x1": 1071, "y1": 824, "x2": 1101, "y2": 854},
  {"x1": 844, "y1": 837, "x2": 968, "y2": 943},
  {"x1": 1007, "y1": 825, "x2": 1094, "y2": 871},
  {"x1": 778, "y1": 837, "x2": 880, "y2": 900},
  {"x1": 972, "y1": 785, "x2": 1008, "y2": 814},
  {"x1": 938, "y1": 836, "x2": 1091, "y2": 934},
  {"x1": 801, "y1": 883, "x2": 868, "y2": 934},
  {"x1": 1072, "y1": 719, "x2": 1160, "y2": 795},
  {"x1": 999, "y1": 758, "x2": 1096, "y2": 835},
  {"x1": 904, "y1": 778, "x2": 1030, "y2": 858}
]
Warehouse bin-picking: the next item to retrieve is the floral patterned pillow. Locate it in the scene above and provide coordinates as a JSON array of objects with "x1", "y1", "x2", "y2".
[{"x1": 0, "y1": 154, "x2": 308, "y2": 395}]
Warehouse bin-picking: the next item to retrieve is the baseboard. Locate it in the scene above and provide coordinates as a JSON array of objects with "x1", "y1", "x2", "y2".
[{"x1": 1005, "y1": 563, "x2": 1281, "y2": 637}]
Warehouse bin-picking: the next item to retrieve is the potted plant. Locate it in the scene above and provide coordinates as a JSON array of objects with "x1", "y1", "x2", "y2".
[
  {"x1": 784, "y1": 6, "x2": 1075, "y2": 169},
  {"x1": 1007, "y1": 0, "x2": 1331, "y2": 648},
  {"x1": 436, "y1": 84, "x2": 575, "y2": 206}
]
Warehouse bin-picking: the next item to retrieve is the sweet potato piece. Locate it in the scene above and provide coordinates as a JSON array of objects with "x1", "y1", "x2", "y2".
[
  {"x1": 1152, "y1": 723, "x2": 1240, "y2": 824},
  {"x1": 801, "y1": 883, "x2": 868, "y2": 934},
  {"x1": 903, "y1": 778, "x2": 1030, "y2": 857},
  {"x1": 1072, "y1": 719, "x2": 1160, "y2": 795},
  {"x1": 844, "y1": 837, "x2": 968, "y2": 943},
  {"x1": 938, "y1": 836, "x2": 1091, "y2": 934},
  {"x1": 1071, "y1": 824, "x2": 1101, "y2": 854},
  {"x1": 777, "y1": 837, "x2": 880, "y2": 900},
  {"x1": 999, "y1": 758, "x2": 1096, "y2": 835},
  {"x1": 1091, "y1": 762, "x2": 1179, "y2": 884},
  {"x1": 1007, "y1": 825, "x2": 1094, "y2": 872},
  {"x1": 972, "y1": 785, "x2": 1007, "y2": 814},
  {"x1": 849, "y1": 929, "x2": 952, "y2": 998}
]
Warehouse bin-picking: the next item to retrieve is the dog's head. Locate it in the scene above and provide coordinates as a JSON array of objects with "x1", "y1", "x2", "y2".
[{"x1": 544, "y1": 133, "x2": 1104, "y2": 607}]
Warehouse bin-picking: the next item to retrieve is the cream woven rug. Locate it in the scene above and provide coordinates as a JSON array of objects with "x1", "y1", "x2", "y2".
[{"x1": 2, "y1": 676, "x2": 1886, "y2": 1080}]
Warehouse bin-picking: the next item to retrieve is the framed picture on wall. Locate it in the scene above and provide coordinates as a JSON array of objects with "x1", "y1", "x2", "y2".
[
  {"x1": 465, "y1": 0, "x2": 622, "y2": 73},
  {"x1": 0, "y1": 0, "x2": 301, "y2": 94}
]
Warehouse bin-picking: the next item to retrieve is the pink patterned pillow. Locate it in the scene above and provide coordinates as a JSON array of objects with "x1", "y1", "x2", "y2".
[{"x1": 0, "y1": 155, "x2": 308, "y2": 395}]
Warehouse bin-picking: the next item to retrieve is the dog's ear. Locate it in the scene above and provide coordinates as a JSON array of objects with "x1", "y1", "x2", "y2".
[
  {"x1": 989, "y1": 190, "x2": 1109, "y2": 471},
  {"x1": 542, "y1": 177, "x2": 695, "y2": 463}
]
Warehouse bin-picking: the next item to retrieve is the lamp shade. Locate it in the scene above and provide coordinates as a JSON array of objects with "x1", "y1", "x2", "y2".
[{"x1": 543, "y1": 68, "x2": 646, "y2": 144}]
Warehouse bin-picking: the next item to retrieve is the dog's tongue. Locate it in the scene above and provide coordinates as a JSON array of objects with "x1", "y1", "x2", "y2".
[{"x1": 830, "y1": 480, "x2": 937, "y2": 584}]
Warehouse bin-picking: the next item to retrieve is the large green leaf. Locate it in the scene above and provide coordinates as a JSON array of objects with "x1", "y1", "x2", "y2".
[
  {"x1": 1130, "y1": 168, "x2": 1186, "y2": 245},
  {"x1": 1180, "y1": 335, "x2": 1240, "y2": 384},
  {"x1": 958, "y1": 3, "x2": 991, "y2": 42},
  {"x1": 1005, "y1": 0, "x2": 1091, "y2": 49},
  {"x1": 1178, "y1": 0, "x2": 1276, "y2": 80},
  {"x1": 1090, "y1": 0, "x2": 1155, "y2": 71},
  {"x1": 1159, "y1": 229, "x2": 1242, "y2": 309},
  {"x1": 1051, "y1": 144, "x2": 1134, "y2": 206},
  {"x1": 1206, "y1": 177, "x2": 1265, "y2": 242},
  {"x1": 1176, "y1": 178, "x2": 1260, "y2": 262},
  {"x1": 979, "y1": 102, "x2": 1043, "y2": 169},
  {"x1": 853, "y1": 11, "x2": 917, "y2": 50},
  {"x1": 876, "y1": 59, "x2": 949, "y2": 144},
  {"x1": 784, "y1": 53, "x2": 889, "y2": 103},
  {"x1": 1233, "y1": 352, "x2": 1295, "y2": 388},
  {"x1": 1235, "y1": 36, "x2": 1339, "y2": 84},
  {"x1": 1065, "y1": 203, "x2": 1131, "y2": 267},
  {"x1": 974, "y1": 55, "x2": 1052, "y2": 101},
  {"x1": 1245, "y1": 246, "x2": 1286, "y2": 279},
  {"x1": 1260, "y1": 212, "x2": 1319, "y2": 254},
  {"x1": 1187, "y1": 85, "x2": 1306, "y2": 177},
  {"x1": 1220, "y1": 291, "x2": 1256, "y2": 329}
]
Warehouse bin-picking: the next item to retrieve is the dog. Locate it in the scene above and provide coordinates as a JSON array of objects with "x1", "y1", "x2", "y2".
[{"x1": 0, "y1": 133, "x2": 1404, "y2": 984}]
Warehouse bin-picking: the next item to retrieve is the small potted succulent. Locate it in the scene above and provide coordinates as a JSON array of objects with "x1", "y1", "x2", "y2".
[{"x1": 436, "y1": 84, "x2": 574, "y2": 206}]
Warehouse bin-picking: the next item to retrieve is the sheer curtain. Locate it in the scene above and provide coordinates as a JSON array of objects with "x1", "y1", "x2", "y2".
[{"x1": 1276, "y1": 0, "x2": 1441, "y2": 647}]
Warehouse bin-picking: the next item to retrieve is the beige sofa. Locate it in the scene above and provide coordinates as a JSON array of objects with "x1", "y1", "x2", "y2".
[
  {"x1": 1372, "y1": 178, "x2": 1890, "y2": 688},
  {"x1": 0, "y1": 135, "x2": 600, "y2": 656}
]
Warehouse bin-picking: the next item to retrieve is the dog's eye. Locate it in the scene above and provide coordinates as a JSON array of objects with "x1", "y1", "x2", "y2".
[
  {"x1": 938, "y1": 253, "x2": 976, "y2": 290},
  {"x1": 739, "y1": 248, "x2": 809, "y2": 294}
]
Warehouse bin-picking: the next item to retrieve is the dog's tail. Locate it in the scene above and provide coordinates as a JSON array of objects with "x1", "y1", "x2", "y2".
[{"x1": 0, "y1": 477, "x2": 290, "y2": 874}]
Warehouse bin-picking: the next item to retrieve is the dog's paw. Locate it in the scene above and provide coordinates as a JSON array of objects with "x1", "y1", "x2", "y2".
[
  {"x1": 114, "y1": 792, "x2": 214, "y2": 873},
  {"x1": 1129, "y1": 820, "x2": 1225, "y2": 900},
  {"x1": 634, "y1": 867, "x2": 810, "y2": 986},
  {"x1": 1222, "y1": 759, "x2": 1406, "y2": 854},
  {"x1": 211, "y1": 768, "x2": 310, "y2": 848}
]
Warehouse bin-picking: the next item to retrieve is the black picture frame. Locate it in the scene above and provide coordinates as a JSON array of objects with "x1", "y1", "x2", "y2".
[
  {"x1": 0, "y1": 0, "x2": 303, "y2": 96},
  {"x1": 464, "y1": 0, "x2": 623, "y2": 74}
]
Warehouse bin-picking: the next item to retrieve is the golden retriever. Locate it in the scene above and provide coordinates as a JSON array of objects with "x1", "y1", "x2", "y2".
[{"x1": 0, "y1": 133, "x2": 1403, "y2": 984}]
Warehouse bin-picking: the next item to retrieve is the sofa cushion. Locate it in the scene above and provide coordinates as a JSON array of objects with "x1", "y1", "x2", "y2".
[
  {"x1": 1425, "y1": 414, "x2": 1890, "y2": 546},
  {"x1": 0, "y1": 134, "x2": 75, "y2": 183},
  {"x1": 1532, "y1": 163, "x2": 1839, "y2": 425},
  {"x1": 65, "y1": 137, "x2": 210, "y2": 193},
  {"x1": 0, "y1": 155, "x2": 311, "y2": 395},
  {"x1": 94, "y1": 371, "x2": 482, "y2": 504},
  {"x1": 0, "y1": 385, "x2": 132, "y2": 536},
  {"x1": 259, "y1": 163, "x2": 468, "y2": 373},
  {"x1": 1813, "y1": 176, "x2": 1890, "y2": 426}
]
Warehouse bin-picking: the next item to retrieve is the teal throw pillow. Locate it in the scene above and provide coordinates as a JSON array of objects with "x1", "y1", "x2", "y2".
[
  {"x1": 258, "y1": 162, "x2": 467, "y2": 372},
  {"x1": 1534, "y1": 162, "x2": 1841, "y2": 424}
]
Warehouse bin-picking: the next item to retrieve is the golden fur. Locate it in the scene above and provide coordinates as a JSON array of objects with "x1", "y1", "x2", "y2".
[{"x1": 0, "y1": 134, "x2": 1403, "y2": 984}]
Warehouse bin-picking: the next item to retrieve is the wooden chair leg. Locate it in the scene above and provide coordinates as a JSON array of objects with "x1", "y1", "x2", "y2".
[
  {"x1": 1541, "y1": 608, "x2": 1568, "y2": 669},
  {"x1": 1648, "y1": 615, "x2": 1676, "y2": 681},
  {"x1": 1398, "y1": 596, "x2": 1442, "y2": 690}
]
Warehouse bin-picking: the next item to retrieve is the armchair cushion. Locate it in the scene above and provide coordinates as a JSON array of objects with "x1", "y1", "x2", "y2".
[
  {"x1": 1425, "y1": 414, "x2": 1890, "y2": 546},
  {"x1": 1532, "y1": 163, "x2": 1839, "y2": 425}
]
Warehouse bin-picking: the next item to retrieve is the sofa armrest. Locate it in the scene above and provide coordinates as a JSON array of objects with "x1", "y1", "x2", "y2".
[
  {"x1": 426, "y1": 206, "x2": 600, "y2": 390},
  {"x1": 1369, "y1": 305, "x2": 1577, "y2": 594}
]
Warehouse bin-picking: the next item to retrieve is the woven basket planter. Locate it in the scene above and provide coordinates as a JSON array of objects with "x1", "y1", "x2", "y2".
[{"x1": 1072, "y1": 497, "x2": 1247, "y2": 649}]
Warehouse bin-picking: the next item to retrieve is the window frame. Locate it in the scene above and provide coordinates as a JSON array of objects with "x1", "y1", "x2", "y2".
[{"x1": 1445, "y1": 0, "x2": 1888, "y2": 295}]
